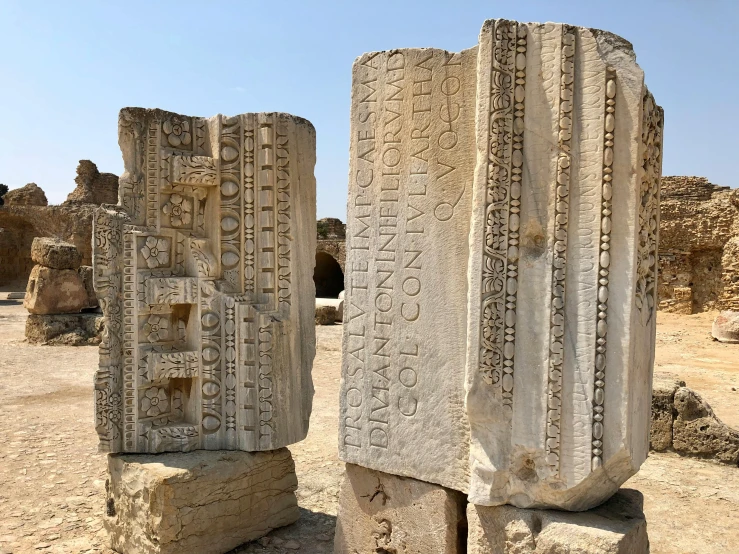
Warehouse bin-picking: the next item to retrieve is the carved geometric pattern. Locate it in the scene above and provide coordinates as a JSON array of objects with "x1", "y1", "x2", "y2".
[
  {"x1": 545, "y1": 25, "x2": 576, "y2": 472},
  {"x1": 94, "y1": 108, "x2": 313, "y2": 454},
  {"x1": 592, "y1": 69, "x2": 616, "y2": 470}
]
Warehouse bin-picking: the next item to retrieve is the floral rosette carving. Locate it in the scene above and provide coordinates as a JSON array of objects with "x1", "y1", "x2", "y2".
[
  {"x1": 162, "y1": 194, "x2": 192, "y2": 228},
  {"x1": 140, "y1": 386, "x2": 170, "y2": 418},
  {"x1": 163, "y1": 117, "x2": 191, "y2": 148},
  {"x1": 143, "y1": 314, "x2": 170, "y2": 343},
  {"x1": 141, "y1": 236, "x2": 170, "y2": 269}
]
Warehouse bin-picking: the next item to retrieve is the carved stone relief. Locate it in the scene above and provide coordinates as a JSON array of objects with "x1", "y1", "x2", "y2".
[
  {"x1": 94, "y1": 108, "x2": 316, "y2": 454},
  {"x1": 340, "y1": 19, "x2": 663, "y2": 511}
]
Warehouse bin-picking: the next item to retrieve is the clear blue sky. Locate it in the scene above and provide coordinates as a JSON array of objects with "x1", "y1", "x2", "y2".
[{"x1": 1, "y1": 0, "x2": 737, "y2": 217}]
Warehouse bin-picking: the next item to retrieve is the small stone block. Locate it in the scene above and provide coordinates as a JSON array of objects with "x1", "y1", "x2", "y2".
[
  {"x1": 105, "y1": 448, "x2": 299, "y2": 554},
  {"x1": 334, "y1": 463, "x2": 466, "y2": 554},
  {"x1": 24, "y1": 265, "x2": 89, "y2": 314},
  {"x1": 315, "y1": 305, "x2": 337, "y2": 325},
  {"x1": 31, "y1": 237, "x2": 82, "y2": 269},
  {"x1": 467, "y1": 489, "x2": 649, "y2": 554}
]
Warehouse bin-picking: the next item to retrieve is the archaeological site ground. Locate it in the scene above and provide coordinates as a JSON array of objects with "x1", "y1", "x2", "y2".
[{"x1": 1, "y1": 8, "x2": 739, "y2": 554}]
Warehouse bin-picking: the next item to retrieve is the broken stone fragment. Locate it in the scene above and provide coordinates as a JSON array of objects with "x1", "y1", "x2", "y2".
[
  {"x1": 341, "y1": 17, "x2": 662, "y2": 511},
  {"x1": 31, "y1": 237, "x2": 82, "y2": 269},
  {"x1": 712, "y1": 311, "x2": 739, "y2": 343},
  {"x1": 25, "y1": 313, "x2": 103, "y2": 345},
  {"x1": 672, "y1": 386, "x2": 739, "y2": 465},
  {"x1": 94, "y1": 108, "x2": 316, "y2": 454},
  {"x1": 3, "y1": 182, "x2": 48, "y2": 206},
  {"x1": 24, "y1": 265, "x2": 88, "y2": 314}
]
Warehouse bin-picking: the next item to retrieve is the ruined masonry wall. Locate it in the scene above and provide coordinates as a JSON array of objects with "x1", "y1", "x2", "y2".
[{"x1": 658, "y1": 176, "x2": 738, "y2": 313}]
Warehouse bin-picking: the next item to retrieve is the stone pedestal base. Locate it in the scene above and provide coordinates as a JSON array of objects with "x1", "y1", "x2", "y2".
[
  {"x1": 334, "y1": 463, "x2": 466, "y2": 554},
  {"x1": 467, "y1": 489, "x2": 648, "y2": 553},
  {"x1": 105, "y1": 448, "x2": 299, "y2": 554}
]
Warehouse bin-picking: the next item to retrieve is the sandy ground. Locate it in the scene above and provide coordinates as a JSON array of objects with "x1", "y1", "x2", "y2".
[{"x1": 0, "y1": 295, "x2": 737, "y2": 554}]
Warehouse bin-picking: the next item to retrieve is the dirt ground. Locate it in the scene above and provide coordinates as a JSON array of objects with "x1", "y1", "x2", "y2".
[{"x1": 0, "y1": 295, "x2": 737, "y2": 554}]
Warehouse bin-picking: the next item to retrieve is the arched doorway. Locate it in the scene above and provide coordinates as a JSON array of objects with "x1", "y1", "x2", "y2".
[{"x1": 314, "y1": 252, "x2": 344, "y2": 298}]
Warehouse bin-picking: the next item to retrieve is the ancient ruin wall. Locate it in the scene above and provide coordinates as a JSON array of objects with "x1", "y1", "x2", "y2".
[
  {"x1": 0, "y1": 161, "x2": 117, "y2": 288},
  {"x1": 658, "y1": 176, "x2": 738, "y2": 313}
]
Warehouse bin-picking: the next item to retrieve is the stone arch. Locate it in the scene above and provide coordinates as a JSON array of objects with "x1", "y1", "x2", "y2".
[{"x1": 314, "y1": 252, "x2": 344, "y2": 298}]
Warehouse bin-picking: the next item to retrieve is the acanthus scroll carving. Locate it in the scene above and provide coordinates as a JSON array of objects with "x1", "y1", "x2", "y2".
[{"x1": 478, "y1": 19, "x2": 523, "y2": 410}]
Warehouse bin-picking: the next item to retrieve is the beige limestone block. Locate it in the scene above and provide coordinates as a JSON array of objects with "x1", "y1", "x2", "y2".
[
  {"x1": 333, "y1": 463, "x2": 466, "y2": 554},
  {"x1": 24, "y1": 265, "x2": 89, "y2": 314},
  {"x1": 465, "y1": 20, "x2": 662, "y2": 509},
  {"x1": 467, "y1": 489, "x2": 648, "y2": 553},
  {"x1": 94, "y1": 108, "x2": 316, "y2": 453},
  {"x1": 339, "y1": 46, "x2": 478, "y2": 492},
  {"x1": 105, "y1": 448, "x2": 299, "y2": 554},
  {"x1": 31, "y1": 237, "x2": 82, "y2": 269}
]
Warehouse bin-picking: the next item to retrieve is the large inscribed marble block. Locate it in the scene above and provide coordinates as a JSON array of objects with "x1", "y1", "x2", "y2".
[
  {"x1": 466, "y1": 20, "x2": 662, "y2": 510},
  {"x1": 339, "y1": 19, "x2": 663, "y2": 511},
  {"x1": 339, "y1": 48, "x2": 478, "y2": 492},
  {"x1": 94, "y1": 108, "x2": 316, "y2": 453}
]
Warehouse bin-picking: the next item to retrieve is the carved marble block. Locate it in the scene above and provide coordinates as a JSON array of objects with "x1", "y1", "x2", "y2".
[
  {"x1": 94, "y1": 108, "x2": 316, "y2": 454},
  {"x1": 340, "y1": 47, "x2": 478, "y2": 492},
  {"x1": 339, "y1": 20, "x2": 663, "y2": 511}
]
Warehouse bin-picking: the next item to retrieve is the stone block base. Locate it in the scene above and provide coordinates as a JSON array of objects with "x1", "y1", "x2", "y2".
[
  {"x1": 467, "y1": 489, "x2": 648, "y2": 553},
  {"x1": 334, "y1": 463, "x2": 466, "y2": 554},
  {"x1": 25, "y1": 312, "x2": 103, "y2": 345},
  {"x1": 105, "y1": 448, "x2": 299, "y2": 554}
]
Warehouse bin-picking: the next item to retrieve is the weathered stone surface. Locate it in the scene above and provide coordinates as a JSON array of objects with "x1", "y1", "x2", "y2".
[
  {"x1": 64, "y1": 159, "x2": 119, "y2": 205},
  {"x1": 465, "y1": 20, "x2": 661, "y2": 510},
  {"x1": 340, "y1": 19, "x2": 662, "y2": 510},
  {"x1": 25, "y1": 313, "x2": 103, "y2": 345},
  {"x1": 0, "y1": 203, "x2": 97, "y2": 287},
  {"x1": 658, "y1": 176, "x2": 738, "y2": 314},
  {"x1": 672, "y1": 387, "x2": 739, "y2": 464},
  {"x1": 467, "y1": 489, "x2": 648, "y2": 553},
  {"x1": 711, "y1": 311, "x2": 739, "y2": 343},
  {"x1": 24, "y1": 265, "x2": 89, "y2": 314},
  {"x1": 31, "y1": 237, "x2": 83, "y2": 269},
  {"x1": 78, "y1": 265, "x2": 99, "y2": 308},
  {"x1": 315, "y1": 304, "x2": 337, "y2": 325},
  {"x1": 650, "y1": 375, "x2": 684, "y2": 452},
  {"x1": 105, "y1": 448, "x2": 299, "y2": 554},
  {"x1": 94, "y1": 108, "x2": 316, "y2": 454},
  {"x1": 4, "y1": 182, "x2": 48, "y2": 206},
  {"x1": 340, "y1": 46, "x2": 478, "y2": 493},
  {"x1": 334, "y1": 463, "x2": 466, "y2": 554}
]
